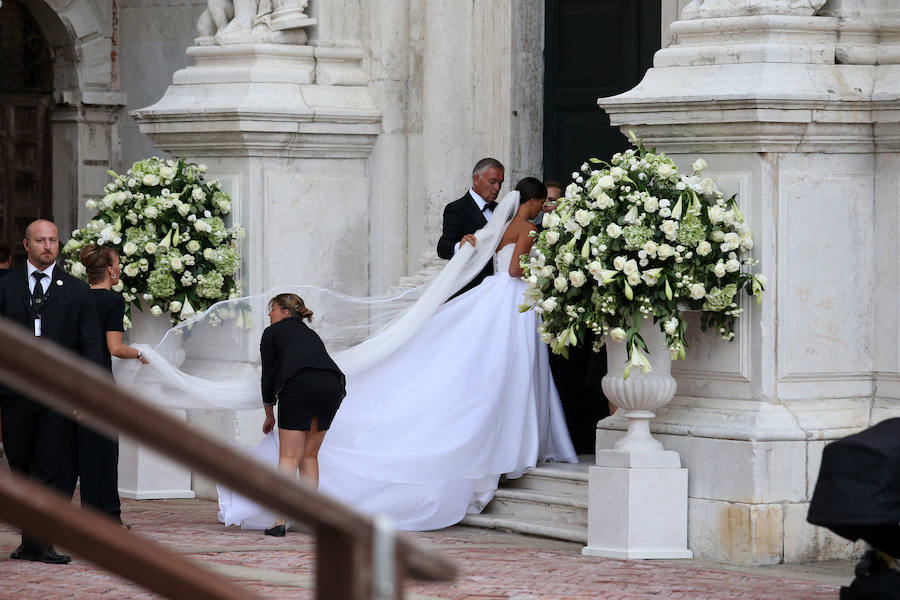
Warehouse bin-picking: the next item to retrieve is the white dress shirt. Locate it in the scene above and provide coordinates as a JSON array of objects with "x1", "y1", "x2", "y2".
[
  {"x1": 453, "y1": 189, "x2": 495, "y2": 255},
  {"x1": 26, "y1": 261, "x2": 55, "y2": 295}
]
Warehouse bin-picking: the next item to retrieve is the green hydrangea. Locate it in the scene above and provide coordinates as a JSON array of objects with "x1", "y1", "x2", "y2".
[
  {"x1": 622, "y1": 225, "x2": 654, "y2": 250},
  {"x1": 147, "y1": 269, "x2": 176, "y2": 299},
  {"x1": 702, "y1": 283, "x2": 737, "y2": 311},
  {"x1": 124, "y1": 226, "x2": 150, "y2": 246},
  {"x1": 196, "y1": 269, "x2": 224, "y2": 299},
  {"x1": 675, "y1": 214, "x2": 707, "y2": 247},
  {"x1": 215, "y1": 247, "x2": 241, "y2": 276},
  {"x1": 207, "y1": 216, "x2": 228, "y2": 242}
]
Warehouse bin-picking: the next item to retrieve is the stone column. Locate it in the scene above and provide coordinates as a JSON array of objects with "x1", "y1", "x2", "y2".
[
  {"x1": 595, "y1": 0, "x2": 900, "y2": 564},
  {"x1": 130, "y1": 3, "x2": 381, "y2": 499}
]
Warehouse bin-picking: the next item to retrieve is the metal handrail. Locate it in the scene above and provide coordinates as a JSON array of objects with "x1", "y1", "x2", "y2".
[{"x1": 0, "y1": 316, "x2": 456, "y2": 599}]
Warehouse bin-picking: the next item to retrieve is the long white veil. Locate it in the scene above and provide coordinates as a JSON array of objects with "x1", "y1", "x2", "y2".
[{"x1": 114, "y1": 191, "x2": 521, "y2": 409}]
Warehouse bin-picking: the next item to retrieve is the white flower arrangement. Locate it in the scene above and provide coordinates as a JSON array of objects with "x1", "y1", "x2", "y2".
[
  {"x1": 520, "y1": 134, "x2": 766, "y2": 377},
  {"x1": 63, "y1": 157, "x2": 244, "y2": 326}
]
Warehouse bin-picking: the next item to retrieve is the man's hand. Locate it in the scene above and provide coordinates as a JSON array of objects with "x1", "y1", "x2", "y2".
[{"x1": 460, "y1": 234, "x2": 477, "y2": 248}]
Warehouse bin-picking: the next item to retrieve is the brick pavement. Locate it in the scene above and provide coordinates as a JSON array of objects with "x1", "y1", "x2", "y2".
[{"x1": 0, "y1": 497, "x2": 848, "y2": 600}]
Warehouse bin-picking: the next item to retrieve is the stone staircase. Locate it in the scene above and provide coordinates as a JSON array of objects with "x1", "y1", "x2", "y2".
[{"x1": 461, "y1": 460, "x2": 590, "y2": 544}]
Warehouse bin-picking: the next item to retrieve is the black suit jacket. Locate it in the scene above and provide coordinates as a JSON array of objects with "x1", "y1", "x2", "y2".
[
  {"x1": 260, "y1": 317, "x2": 346, "y2": 406},
  {"x1": 436, "y1": 192, "x2": 494, "y2": 295},
  {"x1": 0, "y1": 266, "x2": 103, "y2": 398}
]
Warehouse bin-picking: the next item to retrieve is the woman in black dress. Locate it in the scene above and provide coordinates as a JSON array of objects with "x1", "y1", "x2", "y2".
[
  {"x1": 260, "y1": 293, "x2": 345, "y2": 537},
  {"x1": 79, "y1": 244, "x2": 148, "y2": 525}
]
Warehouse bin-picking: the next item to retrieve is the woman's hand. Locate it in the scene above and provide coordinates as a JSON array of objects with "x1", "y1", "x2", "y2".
[{"x1": 262, "y1": 414, "x2": 276, "y2": 435}]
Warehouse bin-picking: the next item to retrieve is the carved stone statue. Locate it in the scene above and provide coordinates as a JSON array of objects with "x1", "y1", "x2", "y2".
[
  {"x1": 681, "y1": 0, "x2": 827, "y2": 19},
  {"x1": 195, "y1": 0, "x2": 314, "y2": 45}
]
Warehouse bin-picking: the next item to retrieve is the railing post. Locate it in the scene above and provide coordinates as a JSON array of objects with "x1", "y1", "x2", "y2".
[{"x1": 316, "y1": 525, "x2": 372, "y2": 600}]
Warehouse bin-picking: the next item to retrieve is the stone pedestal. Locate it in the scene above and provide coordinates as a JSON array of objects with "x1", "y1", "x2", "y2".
[
  {"x1": 583, "y1": 461, "x2": 691, "y2": 560},
  {"x1": 118, "y1": 308, "x2": 194, "y2": 500},
  {"x1": 595, "y1": 0, "x2": 900, "y2": 564}
]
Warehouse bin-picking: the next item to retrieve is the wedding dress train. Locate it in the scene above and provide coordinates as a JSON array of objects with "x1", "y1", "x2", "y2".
[{"x1": 217, "y1": 243, "x2": 578, "y2": 531}]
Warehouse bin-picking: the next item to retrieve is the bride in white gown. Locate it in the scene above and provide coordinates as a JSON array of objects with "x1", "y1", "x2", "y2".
[{"x1": 118, "y1": 178, "x2": 577, "y2": 532}]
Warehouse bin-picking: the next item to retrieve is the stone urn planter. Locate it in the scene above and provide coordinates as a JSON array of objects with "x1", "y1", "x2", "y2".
[{"x1": 601, "y1": 317, "x2": 676, "y2": 457}]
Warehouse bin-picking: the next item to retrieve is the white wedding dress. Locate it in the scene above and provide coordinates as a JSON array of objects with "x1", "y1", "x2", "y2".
[{"x1": 216, "y1": 243, "x2": 578, "y2": 531}]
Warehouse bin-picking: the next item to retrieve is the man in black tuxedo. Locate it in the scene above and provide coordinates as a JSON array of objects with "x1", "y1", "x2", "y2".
[
  {"x1": 436, "y1": 158, "x2": 505, "y2": 295},
  {"x1": 0, "y1": 219, "x2": 102, "y2": 564},
  {"x1": 0, "y1": 242, "x2": 12, "y2": 278}
]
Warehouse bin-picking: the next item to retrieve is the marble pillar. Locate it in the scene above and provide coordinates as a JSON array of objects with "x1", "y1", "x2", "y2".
[{"x1": 595, "y1": 0, "x2": 900, "y2": 564}]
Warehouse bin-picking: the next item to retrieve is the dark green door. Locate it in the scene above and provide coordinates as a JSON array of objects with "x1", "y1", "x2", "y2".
[{"x1": 543, "y1": 0, "x2": 661, "y2": 181}]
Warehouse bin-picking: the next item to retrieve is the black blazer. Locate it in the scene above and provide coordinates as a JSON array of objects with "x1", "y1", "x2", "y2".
[
  {"x1": 0, "y1": 265, "x2": 103, "y2": 398},
  {"x1": 436, "y1": 192, "x2": 494, "y2": 295},
  {"x1": 260, "y1": 317, "x2": 346, "y2": 406}
]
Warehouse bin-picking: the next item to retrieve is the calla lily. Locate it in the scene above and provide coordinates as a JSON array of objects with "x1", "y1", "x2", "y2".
[
  {"x1": 731, "y1": 198, "x2": 744, "y2": 222},
  {"x1": 581, "y1": 238, "x2": 591, "y2": 258},
  {"x1": 628, "y1": 342, "x2": 653, "y2": 375},
  {"x1": 114, "y1": 216, "x2": 122, "y2": 232},
  {"x1": 568, "y1": 328, "x2": 578, "y2": 346},
  {"x1": 623, "y1": 205, "x2": 638, "y2": 224},
  {"x1": 671, "y1": 197, "x2": 683, "y2": 220},
  {"x1": 624, "y1": 281, "x2": 633, "y2": 300},
  {"x1": 665, "y1": 277, "x2": 673, "y2": 300},
  {"x1": 599, "y1": 270, "x2": 618, "y2": 284},
  {"x1": 158, "y1": 228, "x2": 173, "y2": 250},
  {"x1": 691, "y1": 191, "x2": 702, "y2": 215},
  {"x1": 179, "y1": 297, "x2": 195, "y2": 320},
  {"x1": 172, "y1": 224, "x2": 181, "y2": 247}
]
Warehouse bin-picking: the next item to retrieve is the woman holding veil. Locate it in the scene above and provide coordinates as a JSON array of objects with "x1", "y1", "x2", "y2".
[{"x1": 122, "y1": 177, "x2": 577, "y2": 532}]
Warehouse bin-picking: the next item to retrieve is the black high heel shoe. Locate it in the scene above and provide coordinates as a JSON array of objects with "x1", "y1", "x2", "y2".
[{"x1": 264, "y1": 524, "x2": 286, "y2": 537}]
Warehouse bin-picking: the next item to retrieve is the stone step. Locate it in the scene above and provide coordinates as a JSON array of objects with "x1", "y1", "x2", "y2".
[{"x1": 461, "y1": 461, "x2": 591, "y2": 544}]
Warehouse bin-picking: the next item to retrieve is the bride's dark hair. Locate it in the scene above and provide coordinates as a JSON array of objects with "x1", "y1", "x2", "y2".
[
  {"x1": 515, "y1": 177, "x2": 548, "y2": 204},
  {"x1": 270, "y1": 293, "x2": 314, "y2": 322}
]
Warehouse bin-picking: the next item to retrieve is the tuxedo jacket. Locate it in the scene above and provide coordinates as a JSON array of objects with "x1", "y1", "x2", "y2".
[
  {"x1": 260, "y1": 317, "x2": 346, "y2": 406},
  {"x1": 0, "y1": 266, "x2": 103, "y2": 398},
  {"x1": 436, "y1": 192, "x2": 494, "y2": 295}
]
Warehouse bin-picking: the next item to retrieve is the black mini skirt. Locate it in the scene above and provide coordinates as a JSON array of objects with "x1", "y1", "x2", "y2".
[{"x1": 276, "y1": 368, "x2": 344, "y2": 431}]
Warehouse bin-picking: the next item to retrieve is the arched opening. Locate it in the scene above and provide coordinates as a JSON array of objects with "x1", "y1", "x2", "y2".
[{"x1": 0, "y1": 0, "x2": 54, "y2": 267}]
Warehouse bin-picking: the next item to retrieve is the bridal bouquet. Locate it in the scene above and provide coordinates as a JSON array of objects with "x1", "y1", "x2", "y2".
[
  {"x1": 520, "y1": 134, "x2": 766, "y2": 376},
  {"x1": 63, "y1": 157, "x2": 244, "y2": 326}
]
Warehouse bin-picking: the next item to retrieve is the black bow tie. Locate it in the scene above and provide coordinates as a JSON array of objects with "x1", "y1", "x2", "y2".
[{"x1": 483, "y1": 202, "x2": 498, "y2": 212}]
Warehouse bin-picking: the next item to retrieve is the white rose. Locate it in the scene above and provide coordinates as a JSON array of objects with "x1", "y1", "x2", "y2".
[
  {"x1": 562, "y1": 252, "x2": 574, "y2": 265},
  {"x1": 143, "y1": 206, "x2": 159, "y2": 219},
  {"x1": 124, "y1": 263, "x2": 140, "y2": 277},
  {"x1": 176, "y1": 202, "x2": 191, "y2": 217},
  {"x1": 565, "y1": 183, "x2": 581, "y2": 199},
  {"x1": 613, "y1": 255, "x2": 627, "y2": 271},
  {"x1": 71, "y1": 262, "x2": 86, "y2": 277},
  {"x1": 542, "y1": 212, "x2": 560, "y2": 229},
  {"x1": 657, "y1": 163, "x2": 674, "y2": 178},
  {"x1": 642, "y1": 241, "x2": 658, "y2": 257},
  {"x1": 168, "y1": 300, "x2": 182, "y2": 313},
  {"x1": 606, "y1": 223, "x2": 622, "y2": 238},
  {"x1": 697, "y1": 241, "x2": 712, "y2": 256},
  {"x1": 554, "y1": 276, "x2": 568, "y2": 293},
  {"x1": 203, "y1": 248, "x2": 216, "y2": 260},
  {"x1": 664, "y1": 317, "x2": 679, "y2": 335},
  {"x1": 170, "y1": 257, "x2": 184, "y2": 271},
  {"x1": 142, "y1": 174, "x2": 160, "y2": 186},
  {"x1": 145, "y1": 242, "x2": 157, "y2": 254},
  {"x1": 159, "y1": 166, "x2": 175, "y2": 180},
  {"x1": 714, "y1": 262, "x2": 727, "y2": 278},
  {"x1": 112, "y1": 281, "x2": 125, "y2": 292},
  {"x1": 569, "y1": 270, "x2": 586, "y2": 288},
  {"x1": 710, "y1": 230, "x2": 726, "y2": 242},
  {"x1": 545, "y1": 230, "x2": 559, "y2": 245},
  {"x1": 707, "y1": 205, "x2": 725, "y2": 224},
  {"x1": 597, "y1": 175, "x2": 616, "y2": 190},
  {"x1": 85, "y1": 199, "x2": 98, "y2": 210},
  {"x1": 690, "y1": 283, "x2": 706, "y2": 300},
  {"x1": 192, "y1": 187, "x2": 205, "y2": 201},
  {"x1": 609, "y1": 327, "x2": 627, "y2": 342},
  {"x1": 574, "y1": 209, "x2": 592, "y2": 227},
  {"x1": 150, "y1": 305, "x2": 163, "y2": 317},
  {"x1": 740, "y1": 230, "x2": 754, "y2": 250},
  {"x1": 723, "y1": 232, "x2": 740, "y2": 250},
  {"x1": 643, "y1": 196, "x2": 659, "y2": 213},
  {"x1": 622, "y1": 259, "x2": 639, "y2": 275},
  {"x1": 692, "y1": 157, "x2": 708, "y2": 172},
  {"x1": 609, "y1": 166, "x2": 625, "y2": 180},
  {"x1": 542, "y1": 297, "x2": 558, "y2": 313},
  {"x1": 186, "y1": 240, "x2": 201, "y2": 253},
  {"x1": 593, "y1": 193, "x2": 614, "y2": 210},
  {"x1": 660, "y1": 219, "x2": 679, "y2": 239},
  {"x1": 627, "y1": 271, "x2": 641, "y2": 286},
  {"x1": 657, "y1": 244, "x2": 676, "y2": 259},
  {"x1": 725, "y1": 258, "x2": 741, "y2": 272}
]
